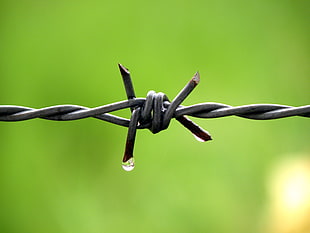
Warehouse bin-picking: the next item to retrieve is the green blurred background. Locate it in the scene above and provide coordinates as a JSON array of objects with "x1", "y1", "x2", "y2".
[{"x1": 0, "y1": 1, "x2": 309, "y2": 233}]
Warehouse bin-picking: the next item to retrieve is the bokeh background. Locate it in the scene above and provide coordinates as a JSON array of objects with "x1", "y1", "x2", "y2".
[{"x1": 0, "y1": 1, "x2": 309, "y2": 233}]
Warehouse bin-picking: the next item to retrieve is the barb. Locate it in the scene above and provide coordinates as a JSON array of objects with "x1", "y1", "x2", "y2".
[{"x1": 0, "y1": 65, "x2": 309, "y2": 171}]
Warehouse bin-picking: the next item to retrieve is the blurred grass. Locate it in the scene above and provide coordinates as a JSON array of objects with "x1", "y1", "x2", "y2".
[{"x1": 0, "y1": 0, "x2": 309, "y2": 233}]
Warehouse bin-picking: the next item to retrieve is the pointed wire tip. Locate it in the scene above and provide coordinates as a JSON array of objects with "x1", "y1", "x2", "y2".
[
  {"x1": 202, "y1": 134, "x2": 212, "y2": 142},
  {"x1": 118, "y1": 63, "x2": 130, "y2": 74},
  {"x1": 192, "y1": 72, "x2": 200, "y2": 85},
  {"x1": 193, "y1": 129, "x2": 212, "y2": 142}
]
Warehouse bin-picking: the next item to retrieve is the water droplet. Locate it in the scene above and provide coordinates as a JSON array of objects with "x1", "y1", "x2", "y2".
[
  {"x1": 122, "y1": 157, "x2": 135, "y2": 171},
  {"x1": 193, "y1": 134, "x2": 206, "y2": 142}
]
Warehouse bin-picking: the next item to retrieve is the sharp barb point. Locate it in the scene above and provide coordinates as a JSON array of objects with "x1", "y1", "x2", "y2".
[
  {"x1": 176, "y1": 116, "x2": 212, "y2": 142},
  {"x1": 192, "y1": 72, "x2": 200, "y2": 85},
  {"x1": 118, "y1": 63, "x2": 130, "y2": 74}
]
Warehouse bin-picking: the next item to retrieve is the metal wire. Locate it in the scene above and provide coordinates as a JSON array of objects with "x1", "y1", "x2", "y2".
[
  {"x1": 1, "y1": 64, "x2": 309, "y2": 168},
  {"x1": 0, "y1": 100, "x2": 309, "y2": 123}
]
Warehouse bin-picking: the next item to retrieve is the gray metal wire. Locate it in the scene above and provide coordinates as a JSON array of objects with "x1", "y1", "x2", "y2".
[
  {"x1": 0, "y1": 100, "x2": 309, "y2": 124},
  {"x1": 1, "y1": 64, "x2": 309, "y2": 169}
]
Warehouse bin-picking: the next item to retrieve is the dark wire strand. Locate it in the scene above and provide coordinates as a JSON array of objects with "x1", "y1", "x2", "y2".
[{"x1": 0, "y1": 101, "x2": 309, "y2": 124}]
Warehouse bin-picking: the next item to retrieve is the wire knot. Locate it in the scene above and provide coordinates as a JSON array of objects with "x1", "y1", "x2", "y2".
[
  {"x1": 139, "y1": 91, "x2": 170, "y2": 134},
  {"x1": 118, "y1": 64, "x2": 212, "y2": 169}
]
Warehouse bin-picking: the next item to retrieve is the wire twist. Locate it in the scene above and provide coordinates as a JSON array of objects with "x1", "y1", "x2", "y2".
[
  {"x1": 1, "y1": 64, "x2": 309, "y2": 170},
  {"x1": 1, "y1": 100, "x2": 309, "y2": 122}
]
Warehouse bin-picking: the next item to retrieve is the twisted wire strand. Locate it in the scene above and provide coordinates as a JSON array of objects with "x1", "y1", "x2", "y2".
[{"x1": 0, "y1": 100, "x2": 309, "y2": 125}]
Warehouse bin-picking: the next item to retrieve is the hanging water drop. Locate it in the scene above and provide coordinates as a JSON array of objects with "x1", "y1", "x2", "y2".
[{"x1": 122, "y1": 157, "x2": 135, "y2": 171}]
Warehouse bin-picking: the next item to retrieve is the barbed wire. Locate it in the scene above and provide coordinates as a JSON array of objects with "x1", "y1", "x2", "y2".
[
  {"x1": 0, "y1": 100, "x2": 309, "y2": 123},
  {"x1": 1, "y1": 64, "x2": 309, "y2": 170}
]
